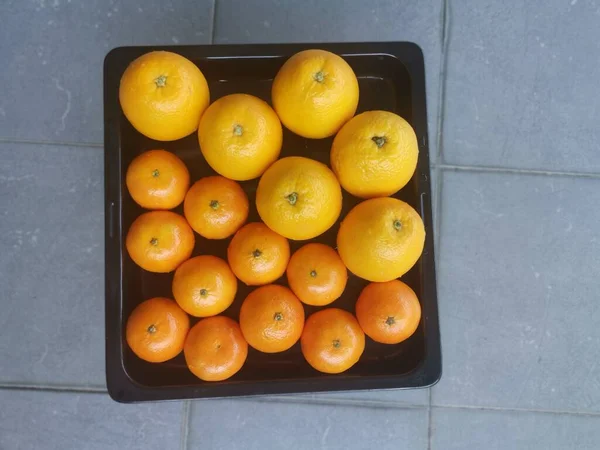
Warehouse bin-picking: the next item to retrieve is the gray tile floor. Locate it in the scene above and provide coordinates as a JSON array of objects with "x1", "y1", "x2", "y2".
[{"x1": 1, "y1": 0, "x2": 599, "y2": 449}]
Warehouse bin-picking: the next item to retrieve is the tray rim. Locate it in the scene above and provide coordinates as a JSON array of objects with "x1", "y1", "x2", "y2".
[{"x1": 104, "y1": 41, "x2": 442, "y2": 403}]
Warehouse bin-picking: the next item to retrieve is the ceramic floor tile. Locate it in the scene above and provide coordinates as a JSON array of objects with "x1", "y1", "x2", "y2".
[
  {"x1": 431, "y1": 407, "x2": 600, "y2": 450},
  {"x1": 432, "y1": 170, "x2": 600, "y2": 412},
  {"x1": 0, "y1": 390, "x2": 183, "y2": 450},
  {"x1": 310, "y1": 388, "x2": 429, "y2": 406},
  {"x1": 442, "y1": 0, "x2": 600, "y2": 172},
  {"x1": 189, "y1": 398, "x2": 428, "y2": 450},
  {"x1": 0, "y1": 0, "x2": 214, "y2": 144},
  {"x1": 265, "y1": 388, "x2": 429, "y2": 407},
  {"x1": 0, "y1": 143, "x2": 105, "y2": 387}
]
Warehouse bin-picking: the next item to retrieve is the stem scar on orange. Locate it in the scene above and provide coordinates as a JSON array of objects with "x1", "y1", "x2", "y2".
[
  {"x1": 184, "y1": 316, "x2": 248, "y2": 382},
  {"x1": 227, "y1": 222, "x2": 290, "y2": 286},
  {"x1": 126, "y1": 149, "x2": 190, "y2": 210},
  {"x1": 286, "y1": 243, "x2": 347, "y2": 306},
  {"x1": 172, "y1": 255, "x2": 238, "y2": 318},
  {"x1": 125, "y1": 297, "x2": 190, "y2": 363},
  {"x1": 125, "y1": 211, "x2": 195, "y2": 273},
  {"x1": 184, "y1": 176, "x2": 249, "y2": 239},
  {"x1": 239, "y1": 284, "x2": 305, "y2": 353},
  {"x1": 355, "y1": 280, "x2": 421, "y2": 344},
  {"x1": 301, "y1": 308, "x2": 365, "y2": 374}
]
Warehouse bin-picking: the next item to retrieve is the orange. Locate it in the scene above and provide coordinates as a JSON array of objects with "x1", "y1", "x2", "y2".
[
  {"x1": 125, "y1": 211, "x2": 195, "y2": 273},
  {"x1": 126, "y1": 297, "x2": 190, "y2": 363},
  {"x1": 256, "y1": 157, "x2": 342, "y2": 240},
  {"x1": 126, "y1": 149, "x2": 190, "y2": 210},
  {"x1": 172, "y1": 255, "x2": 238, "y2": 317},
  {"x1": 337, "y1": 197, "x2": 425, "y2": 282},
  {"x1": 119, "y1": 51, "x2": 210, "y2": 141},
  {"x1": 227, "y1": 223, "x2": 290, "y2": 286},
  {"x1": 286, "y1": 243, "x2": 347, "y2": 306},
  {"x1": 198, "y1": 94, "x2": 282, "y2": 181},
  {"x1": 184, "y1": 176, "x2": 249, "y2": 239},
  {"x1": 272, "y1": 49, "x2": 359, "y2": 139},
  {"x1": 239, "y1": 285, "x2": 305, "y2": 353},
  {"x1": 184, "y1": 316, "x2": 248, "y2": 382},
  {"x1": 331, "y1": 111, "x2": 419, "y2": 199},
  {"x1": 355, "y1": 280, "x2": 421, "y2": 344},
  {"x1": 301, "y1": 308, "x2": 365, "y2": 374}
]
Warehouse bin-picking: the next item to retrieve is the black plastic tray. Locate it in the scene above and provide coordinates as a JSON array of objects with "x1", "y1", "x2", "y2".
[{"x1": 104, "y1": 42, "x2": 441, "y2": 403}]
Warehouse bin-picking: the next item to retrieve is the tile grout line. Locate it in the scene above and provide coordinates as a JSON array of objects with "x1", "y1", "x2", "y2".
[
  {"x1": 246, "y1": 395, "x2": 428, "y2": 411},
  {"x1": 0, "y1": 384, "x2": 427, "y2": 410},
  {"x1": 1, "y1": 383, "x2": 600, "y2": 418},
  {"x1": 427, "y1": 389, "x2": 434, "y2": 450},
  {"x1": 429, "y1": 0, "x2": 449, "y2": 447},
  {"x1": 437, "y1": 163, "x2": 600, "y2": 179},
  {"x1": 210, "y1": 0, "x2": 218, "y2": 45},
  {"x1": 432, "y1": 403, "x2": 600, "y2": 418},
  {"x1": 432, "y1": 0, "x2": 450, "y2": 269},
  {"x1": 435, "y1": 0, "x2": 451, "y2": 166},
  {"x1": 432, "y1": 0, "x2": 450, "y2": 257},
  {"x1": 180, "y1": 400, "x2": 191, "y2": 450},
  {"x1": 0, "y1": 383, "x2": 107, "y2": 395},
  {"x1": 0, "y1": 137, "x2": 103, "y2": 148},
  {"x1": 433, "y1": 166, "x2": 444, "y2": 260}
]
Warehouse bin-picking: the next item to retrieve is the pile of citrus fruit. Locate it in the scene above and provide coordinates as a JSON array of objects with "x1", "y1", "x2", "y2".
[{"x1": 120, "y1": 49, "x2": 425, "y2": 381}]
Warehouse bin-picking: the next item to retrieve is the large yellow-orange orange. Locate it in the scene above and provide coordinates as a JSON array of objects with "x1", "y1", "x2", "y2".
[
  {"x1": 198, "y1": 94, "x2": 282, "y2": 180},
  {"x1": 331, "y1": 110, "x2": 419, "y2": 199},
  {"x1": 272, "y1": 49, "x2": 359, "y2": 139},
  {"x1": 256, "y1": 157, "x2": 342, "y2": 240},
  {"x1": 119, "y1": 51, "x2": 210, "y2": 141},
  {"x1": 337, "y1": 197, "x2": 425, "y2": 282}
]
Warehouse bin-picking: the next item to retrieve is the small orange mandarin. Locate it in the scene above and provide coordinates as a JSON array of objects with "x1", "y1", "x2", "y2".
[
  {"x1": 355, "y1": 280, "x2": 421, "y2": 344},
  {"x1": 126, "y1": 149, "x2": 190, "y2": 210},
  {"x1": 184, "y1": 316, "x2": 248, "y2": 382},
  {"x1": 286, "y1": 243, "x2": 347, "y2": 306},
  {"x1": 227, "y1": 222, "x2": 290, "y2": 286},
  {"x1": 239, "y1": 284, "x2": 305, "y2": 353},
  {"x1": 125, "y1": 211, "x2": 195, "y2": 273},
  {"x1": 172, "y1": 255, "x2": 238, "y2": 318},
  {"x1": 126, "y1": 297, "x2": 190, "y2": 363},
  {"x1": 301, "y1": 308, "x2": 365, "y2": 374},
  {"x1": 184, "y1": 176, "x2": 249, "y2": 239}
]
